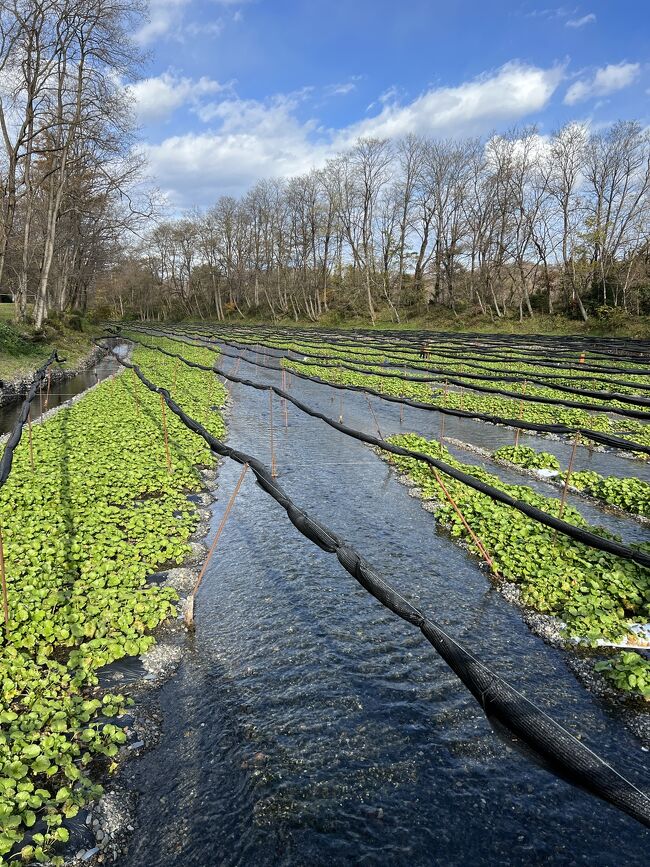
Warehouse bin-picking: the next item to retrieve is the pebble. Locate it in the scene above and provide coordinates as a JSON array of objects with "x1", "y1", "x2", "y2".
[
  {"x1": 81, "y1": 848, "x2": 99, "y2": 861},
  {"x1": 128, "y1": 740, "x2": 145, "y2": 750}
]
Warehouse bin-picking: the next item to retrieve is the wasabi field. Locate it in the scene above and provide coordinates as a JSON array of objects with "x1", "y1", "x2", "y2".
[{"x1": 0, "y1": 325, "x2": 648, "y2": 865}]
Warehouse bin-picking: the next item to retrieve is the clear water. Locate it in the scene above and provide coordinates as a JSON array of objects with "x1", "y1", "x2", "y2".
[
  {"x1": 0, "y1": 343, "x2": 128, "y2": 436},
  {"x1": 118, "y1": 348, "x2": 649, "y2": 867}
]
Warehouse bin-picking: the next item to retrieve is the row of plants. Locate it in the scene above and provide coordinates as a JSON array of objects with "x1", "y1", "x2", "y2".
[
  {"x1": 282, "y1": 357, "x2": 650, "y2": 453},
  {"x1": 490, "y1": 445, "x2": 650, "y2": 518},
  {"x1": 229, "y1": 333, "x2": 650, "y2": 396},
  {"x1": 0, "y1": 338, "x2": 226, "y2": 863},
  {"x1": 566, "y1": 471, "x2": 650, "y2": 519},
  {"x1": 492, "y1": 445, "x2": 561, "y2": 471},
  {"x1": 380, "y1": 433, "x2": 650, "y2": 699}
]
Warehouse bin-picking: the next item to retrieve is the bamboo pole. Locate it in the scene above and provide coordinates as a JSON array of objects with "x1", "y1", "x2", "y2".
[
  {"x1": 514, "y1": 380, "x2": 527, "y2": 447},
  {"x1": 160, "y1": 393, "x2": 172, "y2": 473},
  {"x1": 27, "y1": 410, "x2": 34, "y2": 472},
  {"x1": 185, "y1": 463, "x2": 249, "y2": 628},
  {"x1": 270, "y1": 391, "x2": 277, "y2": 478},
  {"x1": 365, "y1": 394, "x2": 384, "y2": 440},
  {"x1": 432, "y1": 469, "x2": 498, "y2": 576},
  {"x1": 0, "y1": 524, "x2": 8, "y2": 631},
  {"x1": 281, "y1": 369, "x2": 288, "y2": 428},
  {"x1": 553, "y1": 430, "x2": 581, "y2": 544},
  {"x1": 44, "y1": 368, "x2": 52, "y2": 410}
]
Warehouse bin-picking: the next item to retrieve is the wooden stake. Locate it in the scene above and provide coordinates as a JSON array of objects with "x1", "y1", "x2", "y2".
[
  {"x1": 27, "y1": 410, "x2": 34, "y2": 472},
  {"x1": 514, "y1": 380, "x2": 527, "y2": 447},
  {"x1": 269, "y1": 391, "x2": 277, "y2": 478},
  {"x1": 0, "y1": 524, "x2": 8, "y2": 631},
  {"x1": 365, "y1": 394, "x2": 384, "y2": 440},
  {"x1": 553, "y1": 430, "x2": 580, "y2": 543},
  {"x1": 44, "y1": 368, "x2": 52, "y2": 410},
  {"x1": 432, "y1": 469, "x2": 498, "y2": 576},
  {"x1": 160, "y1": 393, "x2": 172, "y2": 473},
  {"x1": 185, "y1": 463, "x2": 249, "y2": 628},
  {"x1": 173, "y1": 357, "x2": 179, "y2": 390}
]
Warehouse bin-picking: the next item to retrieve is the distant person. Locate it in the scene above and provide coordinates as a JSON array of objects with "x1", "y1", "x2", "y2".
[{"x1": 419, "y1": 342, "x2": 431, "y2": 360}]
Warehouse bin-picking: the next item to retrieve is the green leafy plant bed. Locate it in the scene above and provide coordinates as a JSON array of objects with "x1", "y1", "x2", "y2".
[
  {"x1": 492, "y1": 445, "x2": 561, "y2": 471},
  {"x1": 490, "y1": 444, "x2": 649, "y2": 520},
  {"x1": 0, "y1": 339, "x2": 226, "y2": 863},
  {"x1": 595, "y1": 651, "x2": 650, "y2": 700},
  {"x1": 380, "y1": 433, "x2": 650, "y2": 699},
  {"x1": 564, "y1": 471, "x2": 650, "y2": 520},
  {"x1": 282, "y1": 358, "x2": 650, "y2": 455}
]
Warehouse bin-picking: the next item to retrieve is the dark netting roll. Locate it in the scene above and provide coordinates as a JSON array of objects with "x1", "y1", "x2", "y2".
[
  {"x1": 134, "y1": 323, "x2": 650, "y2": 394},
  {"x1": 119, "y1": 326, "x2": 650, "y2": 456},
  {"x1": 109, "y1": 335, "x2": 650, "y2": 566},
  {"x1": 98, "y1": 341, "x2": 650, "y2": 829},
  {"x1": 0, "y1": 352, "x2": 63, "y2": 488}
]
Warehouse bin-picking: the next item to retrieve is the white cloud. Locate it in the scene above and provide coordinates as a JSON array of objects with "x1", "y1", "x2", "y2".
[
  {"x1": 135, "y1": 0, "x2": 191, "y2": 45},
  {"x1": 566, "y1": 13, "x2": 596, "y2": 27},
  {"x1": 130, "y1": 72, "x2": 230, "y2": 123},
  {"x1": 338, "y1": 61, "x2": 563, "y2": 145},
  {"x1": 136, "y1": 0, "x2": 229, "y2": 44},
  {"x1": 140, "y1": 61, "x2": 563, "y2": 207},
  {"x1": 564, "y1": 62, "x2": 640, "y2": 104}
]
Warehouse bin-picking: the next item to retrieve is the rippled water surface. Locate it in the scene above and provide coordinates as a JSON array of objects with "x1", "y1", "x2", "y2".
[
  {"x1": 119, "y1": 346, "x2": 649, "y2": 867},
  {"x1": 0, "y1": 342, "x2": 128, "y2": 435}
]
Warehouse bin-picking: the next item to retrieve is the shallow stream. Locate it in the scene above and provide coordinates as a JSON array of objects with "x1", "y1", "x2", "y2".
[{"x1": 118, "y1": 346, "x2": 649, "y2": 866}]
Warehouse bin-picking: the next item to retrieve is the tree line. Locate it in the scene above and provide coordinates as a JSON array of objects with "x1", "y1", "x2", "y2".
[
  {"x1": 99, "y1": 120, "x2": 650, "y2": 324},
  {"x1": 0, "y1": 0, "x2": 148, "y2": 328}
]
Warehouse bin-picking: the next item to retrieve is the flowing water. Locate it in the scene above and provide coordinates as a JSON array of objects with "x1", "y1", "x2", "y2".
[
  {"x1": 118, "y1": 347, "x2": 649, "y2": 866},
  {"x1": 0, "y1": 342, "x2": 128, "y2": 436}
]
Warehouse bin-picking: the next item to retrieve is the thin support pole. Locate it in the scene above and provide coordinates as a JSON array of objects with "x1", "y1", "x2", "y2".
[
  {"x1": 365, "y1": 394, "x2": 384, "y2": 440},
  {"x1": 270, "y1": 391, "x2": 277, "y2": 478},
  {"x1": 185, "y1": 463, "x2": 249, "y2": 627},
  {"x1": 432, "y1": 469, "x2": 498, "y2": 577},
  {"x1": 27, "y1": 410, "x2": 34, "y2": 472},
  {"x1": 553, "y1": 430, "x2": 581, "y2": 543},
  {"x1": 0, "y1": 524, "x2": 8, "y2": 631},
  {"x1": 281, "y1": 369, "x2": 288, "y2": 428},
  {"x1": 44, "y1": 368, "x2": 52, "y2": 410},
  {"x1": 132, "y1": 370, "x2": 141, "y2": 416},
  {"x1": 339, "y1": 394, "x2": 343, "y2": 424},
  {"x1": 514, "y1": 380, "x2": 527, "y2": 447},
  {"x1": 160, "y1": 393, "x2": 172, "y2": 473}
]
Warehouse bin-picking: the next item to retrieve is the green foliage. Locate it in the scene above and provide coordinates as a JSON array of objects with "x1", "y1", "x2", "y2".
[
  {"x1": 567, "y1": 470, "x2": 650, "y2": 518},
  {"x1": 278, "y1": 342, "x2": 650, "y2": 454},
  {"x1": 595, "y1": 651, "x2": 650, "y2": 700},
  {"x1": 285, "y1": 360, "x2": 435, "y2": 402},
  {"x1": 382, "y1": 434, "x2": 650, "y2": 668},
  {"x1": 0, "y1": 338, "x2": 226, "y2": 863},
  {"x1": 492, "y1": 445, "x2": 560, "y2": 471}
]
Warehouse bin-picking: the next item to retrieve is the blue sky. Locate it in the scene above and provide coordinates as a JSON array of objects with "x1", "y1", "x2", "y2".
[{"x1": 130, "y1": 1, "x2": 650, "y2": 208}]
